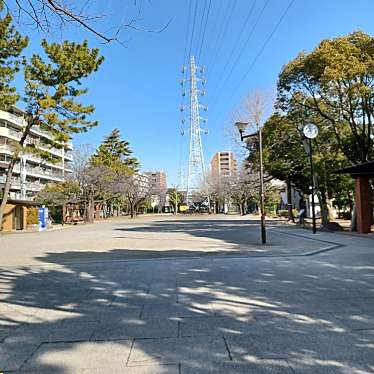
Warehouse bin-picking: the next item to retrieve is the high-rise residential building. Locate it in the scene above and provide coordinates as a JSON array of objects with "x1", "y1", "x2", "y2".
[
  {"x1": 0, "y1": 107, "x2": 73, "y2": 200},
  {"x1": 135, "y1": 172, "x2": 151, "y2": 195},
  {"x1": 210, "y1": 151, "x2": 237, "y2": 180},
  {"x1": 143, "y1": 170, "x2": 167, "y2": 195}
]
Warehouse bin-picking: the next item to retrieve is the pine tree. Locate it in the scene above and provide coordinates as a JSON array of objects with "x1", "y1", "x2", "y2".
[
  {"x1": 91, "y1": 128, "x2": 139, "y2": 171},
  {"x1": 0, "y1": 6, "x2": 28, "y2": 109},
  {"x1": 0, "y1": 39, "x2": 104, "y2": 230}
]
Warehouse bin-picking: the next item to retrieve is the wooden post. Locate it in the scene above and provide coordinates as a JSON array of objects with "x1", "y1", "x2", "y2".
[{"x1": 355, "y1": 176, "x2": 372, "y2": 234}]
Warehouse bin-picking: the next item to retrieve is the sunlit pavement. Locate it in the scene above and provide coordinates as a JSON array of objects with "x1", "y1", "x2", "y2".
[{"x1": 0, "y1": 215, "x2": 373, "y2": 373}]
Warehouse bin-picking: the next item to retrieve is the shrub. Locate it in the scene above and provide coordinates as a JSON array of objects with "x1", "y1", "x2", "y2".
[
  {"x1": 278, "y1": 210, "x2": 289, "y2": 217},
  {"x1": 49, "y1": 206, "x2": 63, "y2": 224},
  {"x1": 27, "y1": 206, "x2": 39, "y2": 225}
]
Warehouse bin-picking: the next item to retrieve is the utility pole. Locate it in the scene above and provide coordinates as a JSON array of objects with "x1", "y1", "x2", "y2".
[
  {"x1": 175, "y1": 187, "x2": 178, "y2": 215},
  {"x1": 181, "y1": 56, "x2": 207, "y2": 208},
  {"x1": 235, "y1": 121, "x2": 266, "y2": 244},
  {"x1": 258, "y1": 125, "x2": 266, "y2": 244}
]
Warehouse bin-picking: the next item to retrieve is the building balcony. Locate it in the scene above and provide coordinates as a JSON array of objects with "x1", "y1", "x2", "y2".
[
  {"x1": 0, "y1": 144, "x2": 14, "y2": 155},
  {"x1": 0, "y1": 175, "x2": 21, "y2": 190},
  {"x1": 0, "y1": 109, "x2": 27, "y2": 128}
]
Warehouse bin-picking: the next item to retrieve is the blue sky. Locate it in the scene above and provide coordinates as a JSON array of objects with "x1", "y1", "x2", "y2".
[{"x1": 14, "y1": 0, "x2": 374, "y2": 186}]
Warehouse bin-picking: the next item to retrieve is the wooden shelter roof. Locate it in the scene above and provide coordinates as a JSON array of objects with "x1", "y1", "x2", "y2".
[{"x1": 334, "y1": 161, "x2": 374, "y2": 177}]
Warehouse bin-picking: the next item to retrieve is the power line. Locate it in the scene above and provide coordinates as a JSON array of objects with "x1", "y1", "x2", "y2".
[
  {"x1": 183, "y1": 0, "x2": 193, "y2": 65},
  {"x1": 197, "y1": 0, "x2": 212, "y2": 62},
  {"x1": 195, "y1": 0, "x2": 207, "y2": 60},
  {"x1": 212, "y1": 0, "x2": 295, "y2": 130},
  {"x1": 211, "y1": 0, "x2": 269, "y2": 107},
  {"x1": 233, "y1": 0, "x2": 296, "y2": 94},
  {"x1": 188, "y1": 0, "x2": 199, "y2": 58},
  {"x1": 208, "y1": 0, "x2": 237, "y2": 74},
  {"x1": 209, "y1": 0, "x2": 257, "y2": 100}
]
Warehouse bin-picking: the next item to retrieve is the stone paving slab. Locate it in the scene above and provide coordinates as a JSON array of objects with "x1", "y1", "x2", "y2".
[
  {"x1": 81, "y1": 364, "x2": 180, "y2": 373},
  {"x1": 180, "y1": 360, "x2": 294, "y2": 373},
  {"x1": 141, "y1": 302, "x2": 214, "y2": 319},
  {"x1": 350, "y1": 297, "x2": 374, "y2": 312},
  {"x1": 0, "y1": 339, "x2": 39, "y2": 372},
  {"x1": 5, "y1": 303, "x2": 81, "y2": 324},
  {"x1": 92, "y1": 318, "x2": 178, "y2": 340},
  {"x1": 295, "y1": 296, "x2": 363, "y2": 313},
  {"x1": 17, "y1": 365, "x2": 180, "y2": 374},
  {"x1": 73, "y1": 303, "x2": 143, "y2": 322},
  {"x1": 112, "y1": 292, "x2": 178, "y2": 305},
  {"x1": 128, "y1": 336, "x2": 229, "y2": 366},
  {"x1": 331, "y1": 311, "x2": 374, "y2": 331},
  {"x1": 5, "y1": 320, "x2": 98, "y2": 344},
  {"x1": 288, "y1": 357, "x2": 374, "y2": 374},
  {"x1": 225, "y1": 331, "x2": 373, "y2": 361},
  {"x1": 180, "y1": 315, "x2": 264, "y2": 337},
  {"x1": 20, "y1": 340, "x2": 132, "y2": 372},
  {"x1": 253, "y1": 310, "x2": 344, "y2": 334}
]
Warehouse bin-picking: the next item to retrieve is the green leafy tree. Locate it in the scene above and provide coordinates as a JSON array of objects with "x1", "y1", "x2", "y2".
[
  {"x1": 36, "y1": 180, "x2": 80, "y2": 207},
  {"x1": 259, "y1": 113, "x2": 310, "y2": 220},
  {"x1": 0, "y1": 39, "x2": 104, "y2": 230},
  {"x1": 0, "y1": 7, "x2": 28, "y2": 109},
  {"x1": 36, "y1": 180, "x2": 81, "y2": 223},
  {"x1": 258, "y1": 110, "x2": 354, "y2": 226},
  {"x1": 168, "y1": 188, "x2": 184, "y2": 214},
  {"x1": 277, "y1": 31, "x2": 374, "y2": 164}
]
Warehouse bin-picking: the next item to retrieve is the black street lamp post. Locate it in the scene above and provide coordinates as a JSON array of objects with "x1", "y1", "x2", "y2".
[
  {"x1": 235, "y1": 121, "x2": 266, "y2": 244},
  {"x1": 303, "y1": 123, "x2": 319, "y2": 234}
]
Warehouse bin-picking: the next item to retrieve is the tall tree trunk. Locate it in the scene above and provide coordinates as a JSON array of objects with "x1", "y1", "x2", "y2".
[
  {"x1": 317, "y1": 189, "x2": 329, "y2": 228},
  {"x1": 0, "y1": 156, "x2": 18, "y2": 231},
  {"x1": 286, "y1": 179, "x2": 294, "y2": 222},
  {"x1": 326, "y1": 197, "x2": 335, "y2": 221},
  {"x1": 350, "y1": 202, "x2": 357, "y2": 231},
  {"x1": 86, "y1": 194, "x2": 94, "y2": 223},
  {"x1": 241, "y1": 202, "x2": 246, "y2": 216}
]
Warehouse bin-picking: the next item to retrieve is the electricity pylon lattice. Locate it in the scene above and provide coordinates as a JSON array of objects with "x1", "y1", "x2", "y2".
[{"x1": 180, "y1": 56, "x2": 207, "y2": 206}]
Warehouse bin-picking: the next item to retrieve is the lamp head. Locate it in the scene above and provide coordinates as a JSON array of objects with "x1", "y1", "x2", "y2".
[{"x1": 234, "y1": 121, "x2": 248, "y2": 135}]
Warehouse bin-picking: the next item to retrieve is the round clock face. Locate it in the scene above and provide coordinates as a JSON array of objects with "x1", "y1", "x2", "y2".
[{"x1": 303, "y1": 123, "x2": 318, "y2": 139}]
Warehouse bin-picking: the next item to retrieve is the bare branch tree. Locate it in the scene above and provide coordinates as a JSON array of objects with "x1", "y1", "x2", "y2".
[
  {"x1": 121, "y1": 173, "x2": 151, "y2": 218},
  {"x1": 4, "y1": 0, "x2": 171, "y2": 44}
]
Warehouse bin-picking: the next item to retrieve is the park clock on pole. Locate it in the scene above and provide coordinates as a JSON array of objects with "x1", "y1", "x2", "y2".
[{"x1": 303, "y1": 123, "x2": 318, "y2": 139}]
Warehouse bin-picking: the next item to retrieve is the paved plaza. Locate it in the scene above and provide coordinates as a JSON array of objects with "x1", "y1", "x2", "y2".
[{"x1": 0, "y1": 215, "x2": 374, "y2": 373}]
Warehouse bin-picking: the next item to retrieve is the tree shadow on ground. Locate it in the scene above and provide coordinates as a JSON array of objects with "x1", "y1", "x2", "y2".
[
  {"x1": 0, "y1": 246, "x2": 373, "y2": 373},
  {"x1": 113, "y1": 219, "x2": 326, "y2": 256}
]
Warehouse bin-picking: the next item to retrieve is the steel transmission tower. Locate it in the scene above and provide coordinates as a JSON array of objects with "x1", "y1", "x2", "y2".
[{"x1": 181, "y1": 56, "x2": 207, "y2": 206}]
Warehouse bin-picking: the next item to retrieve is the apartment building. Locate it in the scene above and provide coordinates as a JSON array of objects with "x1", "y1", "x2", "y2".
[
  {"x1": 210, "y1": 151, "x2": 237, "y2": 180},
  {"x1": 143, "y1": 170, "x2": 167, "y2": 195},
  {"x1": 135, "y1": 172, "x2": 151, "y2": 195},
  {"x1": 0, "y1": 107, "x2": 73, "y2": 200}
]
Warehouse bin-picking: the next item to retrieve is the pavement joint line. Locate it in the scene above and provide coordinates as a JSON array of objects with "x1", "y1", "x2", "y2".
[
  {"x1": 270, "y1": 227, "x2": 343, "y2": 246},
  {"x1": 271, "y1": 228, "x2": 344, "y2": 256},
  {"x1": 286, "y1": 359, "x2": 298, "y2": 374},
  {"x1": 17, "y1": 341, "x2": 42, "y2": 372},
  {"x1": 222, "y1": 335, "x2": 233, "y2": 361},
  {"x1": 125, "y1": 338, "x2": 135, "y2": 367},
  {"x1": 139, "y1": 304, "x2": 145, "y2": 319}
]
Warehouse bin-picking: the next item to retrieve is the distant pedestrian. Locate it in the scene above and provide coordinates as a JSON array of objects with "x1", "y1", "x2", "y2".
[{"x1": 298, "y1": 198, "x2": 307, "y2": 226}]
